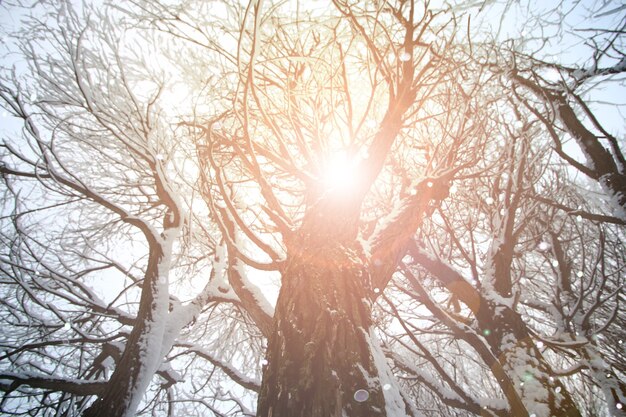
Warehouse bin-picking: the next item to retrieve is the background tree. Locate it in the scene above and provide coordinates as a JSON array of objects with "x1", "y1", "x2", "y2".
[{"x1": 1, "y1": 3, "x2": 259, "y2": 416}]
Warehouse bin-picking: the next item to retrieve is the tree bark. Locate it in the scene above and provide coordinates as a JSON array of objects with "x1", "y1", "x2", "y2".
[
  {"x1": 83, "y1": 242, "x2": 170, "y2": 417},
  {"x1": 257, "y1": 205, "x2": 408, "y2": 417},
  {"x1": 410, "y1": 246, "x2": 582, "y2": 417},
  {"x1": 476, "y1": 305, "x2": 582, "y2": 417}
]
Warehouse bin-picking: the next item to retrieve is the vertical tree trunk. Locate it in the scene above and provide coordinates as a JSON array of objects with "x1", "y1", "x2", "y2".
[{"x1": 257, "y1": 224, "x2": 408, "y2": 417}]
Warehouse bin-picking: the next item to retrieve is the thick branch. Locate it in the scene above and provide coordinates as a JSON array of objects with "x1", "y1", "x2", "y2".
[
  {"x1": 0, "y1": 372, "x2": 106, "y2": 396},
  {"x1": 368, "y1": 174, "x2": 453, "y2": 293}
]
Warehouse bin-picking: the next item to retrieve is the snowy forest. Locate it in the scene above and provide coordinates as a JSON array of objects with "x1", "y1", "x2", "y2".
[{"x1": 0, "y1": 0, "x2": 624, "y2": 416}]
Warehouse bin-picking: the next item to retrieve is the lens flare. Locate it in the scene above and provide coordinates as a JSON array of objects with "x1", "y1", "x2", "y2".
[{"x1": 321, "y1": 151, "x2": 360, "y2": 192}]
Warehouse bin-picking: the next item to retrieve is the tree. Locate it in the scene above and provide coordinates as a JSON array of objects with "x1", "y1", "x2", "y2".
[
  {"x1": 0, "y1": 0, "x2": 624, "y2": 417},
  {"x1": 1, "y1": 3, "x2": 253, "y2": 416}
]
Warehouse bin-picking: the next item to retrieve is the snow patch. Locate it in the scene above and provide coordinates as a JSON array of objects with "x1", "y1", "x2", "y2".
[
  {"x1": 365, "y1": 327, "x2": 410, "y2": 417},
  {"x1": 233, "y1": 259, "x2": 275, "y2": 317}
]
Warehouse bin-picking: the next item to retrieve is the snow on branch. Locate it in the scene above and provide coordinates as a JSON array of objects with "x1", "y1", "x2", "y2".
[
  {"x1": 368, "y1": 173, "x2": 455, "y2": 293},
  {"x1": 0, "y1": 372, "x2": 107, "y2": 396}
]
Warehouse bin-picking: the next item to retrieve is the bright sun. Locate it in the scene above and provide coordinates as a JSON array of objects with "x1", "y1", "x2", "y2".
[{"x1": 321, "y1": 151, "x2": 361, "y2": 192}]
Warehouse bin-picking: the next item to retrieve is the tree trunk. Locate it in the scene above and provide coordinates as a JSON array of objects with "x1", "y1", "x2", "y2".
[
  {"x1": 83, "y1": 243, "x2": 170, "y2": 417},
  {"x1": 477, "y1": 305, "x2": 582, "y2": 417},
  {"x1": 555, "y1": 101, "x2": 626, "y2": 214},
  {"x1": 257, "y1": 226, "x2": 407, "y2": 417}
]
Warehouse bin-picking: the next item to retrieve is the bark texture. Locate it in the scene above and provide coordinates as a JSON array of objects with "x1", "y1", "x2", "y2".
[
  {"x1": 257, "y1": 197, "x2": 406, "y2": 417},
  {"x1": 257, "y1": 241, "x2": 390, "y2": 417}
]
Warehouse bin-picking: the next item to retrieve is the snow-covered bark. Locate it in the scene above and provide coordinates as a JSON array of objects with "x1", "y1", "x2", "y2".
[
  {"x1": 542, "y1": 232, "x2": 626, "y2": 417},
  {"x1": 81, "y1": 226, "x2": 252, "y2": 417},
  {"x1": 478, "y1": 214, "x2": 581, "y2": 416},
  {"x1": 582, "y1": 344, "x2": 626, "y2": 417},
  {"x1": 410, "y1": 245, "x2": 582, "y2": 417},
  {"x1": 82, "y1": 230, "x2": 176, "y2": 417},
  {"x1": 486, "y1": 318, "x2": 579, "y2": 417},
  {"x1": 236, "y1": 2, "x2": 450, "y2": 414},
  {"x1": 257, "y1": 220, "x2": 410, "y2": 417},
  {"x1": 477, "y1": 229, "x2": 581, "y2": 417},
  {"x1": 3, "y1": 1, "x2": 622, "y2": 416}
]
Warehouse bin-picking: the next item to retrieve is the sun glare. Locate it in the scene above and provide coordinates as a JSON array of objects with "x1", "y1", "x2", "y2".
[{"x1": 322, "y1": 151, "x2": 361, "y2": 192}]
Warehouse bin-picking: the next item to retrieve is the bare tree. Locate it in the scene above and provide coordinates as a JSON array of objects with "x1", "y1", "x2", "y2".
[
  {"x1": 1, "y1": 3, "x2": 256, "y2": 416},
  {"x1": 379, "y1": 35, "x2": 625, "y2": 416},
  {"x1": 183, "y1": 0, "x2": 481, "y2": 415}
]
